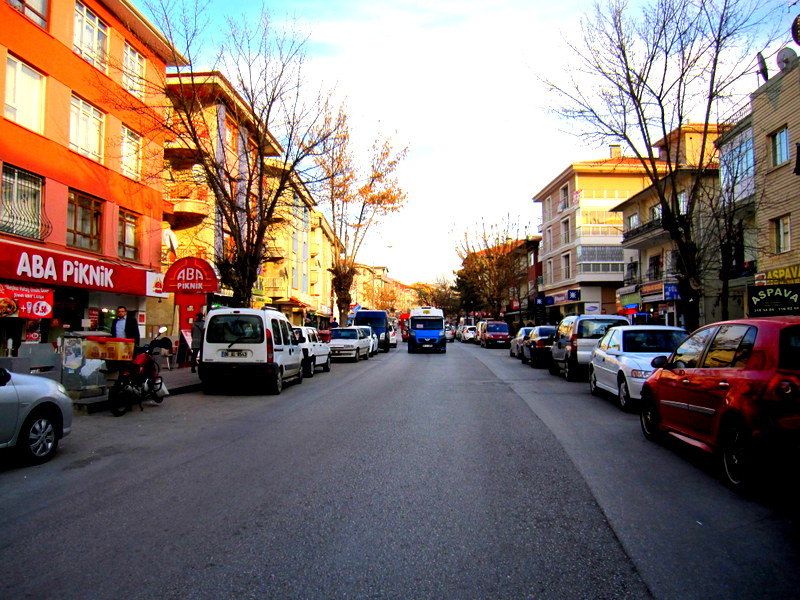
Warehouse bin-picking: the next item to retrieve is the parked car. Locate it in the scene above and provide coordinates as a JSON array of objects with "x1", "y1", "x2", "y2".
[
  {"x1": 589, "y1": 325, "x2": 687, "y2": 411},
  {"x1": 353, "y1": 310, "x2": 391, "y2": 353},
  {"x1": 480, "y1": 321, "x2": 511, "y2": 348},
  {"x1": 640, "y1": 317, "x2": 800, "y2": 490},
  {"x1": 445, "y1": 324, "x2": 455, "y2": 343},
  {"x1": 293, "y1": 326, "x2": 332, "y2": 377},
  {"x1": 460, "y1": 325, "x2": 477, "y2": 343},
  {"x1": 355, "y1": 325, "x2": 379, "y2": 356},
  {"x1": 201, "y1": 307, "x2": 303, "y2": 395},
  {"x1": 549, "y1": 314, "x2": 630, "y2": 381},
  {"x1": 510, "y1": 327, "x2": 534, "y2": 360},
  {"x1": 0, "y1": 368, "x2": 73, "y2": 464},
  {"x1": 389, "y1": 325, "x2": 398, "y2": 348},
  {"x1": 522, "y1": 325, "x2": 557, "y2": 368},
  {"x1": 474, "y1": 321, "x2": 487, "y2": 344},
  {"x1": 329, "y1": 326, "x2": 371, "y2": 362}
]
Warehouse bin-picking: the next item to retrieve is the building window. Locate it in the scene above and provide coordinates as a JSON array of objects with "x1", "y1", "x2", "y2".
[
  {"x1": 676, "y1": 191, "x2": 688, "y2": 215},
  {"x1": 562, "y1": 253, "x2": 571, "y2": 279},
  {"x1": 9, "y1": 0, "x2": 48, "y2": 27},
  {"x1": 546, "y1": 259, "x2": 553, "y2": 285},
  {"x1": 773, "y1": 215, "x2": 791, "y2": 254},
  {"x1": 626, "y1": 213, "x2": 639, "y2": 230},
  {"x1": 559, "y1": 185, "x2": 569, "y2": 210},
  {"x1": 70, "y1": 95, "x2": 104, "y2": 162},
  {"x1": 5, "y1": 55, "x2": 44, "y2": 133},
  {"x1": 67, "y1": 191, "x2": 102, "y2": 252},
  {"x1": 1, "y1": 164, "x2": 44, "y2": 240},
  {"x1": 647, "y1": 255, "x2": 662, "y2": 281},
  {"x1": 561, "y1": 218, "x2": 570, "y2": 245},
  {"x1": 771, "y1": 127, "x2": 790, "y2": 167},
  {"x1": 73, "y1": 1, "x2": 108, "y2": 70},
  {"x1": 121, "y1": 125, "x2": 141, "y2": 180},
  {"x1": 118, "y1": 210, "x2": 139, "y2": 260},
  {"x1": 122, "y1": 43, "x2": 145, "y2": 100}
]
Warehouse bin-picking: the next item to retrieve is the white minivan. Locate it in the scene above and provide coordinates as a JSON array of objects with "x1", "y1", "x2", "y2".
[{"x1": 199, "y1": 307, "x2": 303, "y2": 394}]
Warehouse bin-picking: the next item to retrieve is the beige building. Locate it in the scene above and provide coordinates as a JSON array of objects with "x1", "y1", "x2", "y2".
[{"x1": 533, "y1": 148, "x2": 652, "y2": 321}]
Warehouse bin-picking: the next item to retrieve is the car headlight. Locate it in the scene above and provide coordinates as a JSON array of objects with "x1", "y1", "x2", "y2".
[{"x1": 630, "y1": 369, "x2": 652, "y2": 379}]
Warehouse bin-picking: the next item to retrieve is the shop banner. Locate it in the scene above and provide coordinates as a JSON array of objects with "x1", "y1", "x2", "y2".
[
  {"x1": 747, "y1": 283, "x2": 800, "y2": 316},
  {"x1": 0, "y1": 284, "x2": 54, "y2": 318}
]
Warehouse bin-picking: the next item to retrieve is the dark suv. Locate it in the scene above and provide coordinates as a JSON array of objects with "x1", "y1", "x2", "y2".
[{"x1": 640, "y1": 316, "x2": 800, "y2": 490}]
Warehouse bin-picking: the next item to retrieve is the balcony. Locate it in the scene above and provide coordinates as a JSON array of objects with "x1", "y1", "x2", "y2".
[
  {"x1": 621, "y1": 218, "x2": 670, "y2": 249},
  {"x1": 264, "y1": 245, "x2": 284, "y2": 262},
  {"x1": 310, "y1": 243, "x2": 320, "y2": 257}
]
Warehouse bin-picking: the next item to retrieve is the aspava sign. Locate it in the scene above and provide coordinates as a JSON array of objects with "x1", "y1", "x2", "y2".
[
  {"x1": 747, "y1": 283, "x2": 800, "y2": 317},
  {"x1": 0, "y1": 242, "x2": 147, "y2": 295}
]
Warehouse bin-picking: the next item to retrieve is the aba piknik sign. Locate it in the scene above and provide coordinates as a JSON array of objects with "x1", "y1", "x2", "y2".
[{"x1": 0, "y1": 240, "x2": 148, "y2": 295}]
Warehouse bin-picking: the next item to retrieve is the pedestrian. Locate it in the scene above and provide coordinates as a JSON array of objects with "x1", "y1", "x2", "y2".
[
  {"x1": 111, "y1": 306, "x2": 140, "y2": 346},
  {"x1": 330, "y1": 318, "x2": 339, "y2": 328},
  {"x1": 191, "y1": 313, "x2": 205, "y2": 373}
]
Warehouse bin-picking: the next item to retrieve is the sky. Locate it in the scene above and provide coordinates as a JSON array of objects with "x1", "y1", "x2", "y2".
[{"x1": 141, "y1": 0, "x2": 794, "y2": 285}]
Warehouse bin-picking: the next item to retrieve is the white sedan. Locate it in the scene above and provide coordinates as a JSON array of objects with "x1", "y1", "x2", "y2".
[
  {"x1": 328, "y1": 327, "x2": 372, "y2": 362},
  {"x1": 589, "y1": 325, "x2": 687, "y2": 411}
]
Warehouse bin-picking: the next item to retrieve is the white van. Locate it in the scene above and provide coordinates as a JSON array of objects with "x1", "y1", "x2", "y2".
[{"x1": 199, "y1": 307, "x2": 303, "y2": 394}]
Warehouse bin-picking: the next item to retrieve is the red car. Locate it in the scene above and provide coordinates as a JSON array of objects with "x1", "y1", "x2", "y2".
[
  {"x1": 480, "y1": 321, "x2": 511, "y2": 348},
  {"x1": 640, "y1": 316, "x2": 800, "y2": 490}
]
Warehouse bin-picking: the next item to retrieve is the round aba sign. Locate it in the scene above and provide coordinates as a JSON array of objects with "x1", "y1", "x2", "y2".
[{"x1": 163, "y1": 257, "x2": 219, "y2": 293}]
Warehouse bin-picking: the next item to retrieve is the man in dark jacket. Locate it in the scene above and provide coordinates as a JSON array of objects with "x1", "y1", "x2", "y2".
[{"x1": 111, "y1": 306, "x2": 140, "y2": 345}]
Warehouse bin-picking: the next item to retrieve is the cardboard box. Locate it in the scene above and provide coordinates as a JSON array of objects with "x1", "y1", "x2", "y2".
[{"x1": 84, "y1": 337, "x2": 135, "y2": 361}]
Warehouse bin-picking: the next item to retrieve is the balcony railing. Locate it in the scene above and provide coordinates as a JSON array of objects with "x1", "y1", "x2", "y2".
[{"x1": 622, "y1": 218, "x2": 663, "y2": 242}]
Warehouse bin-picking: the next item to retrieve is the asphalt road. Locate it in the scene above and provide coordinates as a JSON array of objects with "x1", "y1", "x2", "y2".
[{"x1": 1, "y1": 342, "x2": 798, "y2": 599}]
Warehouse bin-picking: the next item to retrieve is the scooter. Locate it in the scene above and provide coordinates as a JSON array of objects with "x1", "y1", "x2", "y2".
[{"x1": 107, "y1": 326, "x2": 168, "y2": 417}]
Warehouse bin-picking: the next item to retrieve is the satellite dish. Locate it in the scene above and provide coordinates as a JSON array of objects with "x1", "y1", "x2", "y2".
[
  {"x1": 793, "y1": 14, "x2": 800, "y2": 46},
  {"x1": 777, "y1": 47, "x2": 797, "y2": 72},
  {"x1": 757, "y1": 52, "x2": 769, "y2": 82}
]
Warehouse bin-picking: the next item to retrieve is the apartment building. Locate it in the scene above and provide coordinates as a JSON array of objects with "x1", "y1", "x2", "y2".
[
  {"x1": 1, "y1": 0, "x2": 181, "y2": 352},
  {"x1": 533, "y1": 147, "x2": 652, "y2": 322}
]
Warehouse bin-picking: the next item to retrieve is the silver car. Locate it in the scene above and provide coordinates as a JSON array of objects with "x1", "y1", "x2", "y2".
[{"x1": 0, "y1": 368, "x2": 73, "y2": 464}]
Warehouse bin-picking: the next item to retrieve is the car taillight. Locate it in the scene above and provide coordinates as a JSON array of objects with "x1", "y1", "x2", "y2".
[
  {"x1": 569, "y1": 333, "x2": 578, "y2": 350},
  {"x1": 266, "y1": 328, "x2": 274, "y2": 363},
  {"x1": 536, "y1": 339, "x2": 545, "y2": 348}
]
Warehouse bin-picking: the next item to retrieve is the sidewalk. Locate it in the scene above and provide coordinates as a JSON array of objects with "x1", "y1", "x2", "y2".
[{"x1": 74, "y1": 365, "x2": 202, "y2": 413}]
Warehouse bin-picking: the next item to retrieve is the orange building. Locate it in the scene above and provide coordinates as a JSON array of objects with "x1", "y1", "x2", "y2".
[{"x1": 0, "y1": 0, "x2": 183, "y2": 351}]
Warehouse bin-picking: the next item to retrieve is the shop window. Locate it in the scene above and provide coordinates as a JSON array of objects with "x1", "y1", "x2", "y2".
[
  {"x1": 1, "y1": 164, "x2": 44, "y2": 240},
  {"x1": 70, "y1": 95, "x2": 104, "y2": 162},
  {"x1": 118, "y1": 209, "x2": 139, "y2": 260},
  {"x1": 67, "y1": 191, "x2": 102, "y2": 252},
  {"x1": 122, "y1": 43, "x2": 145, "y2": 100},
  {"x1": 120, "y1": 125, "x2": 141, "y2": 180},
  {"x1": 5, "y1": 55, "x2": 44, "y2": 133},
  {"x1": 9, "y1": 0, "x2": 48, "y2": 27},
  {"x1": 73, "y1": 1, "x2": 108, "y2": 71}
]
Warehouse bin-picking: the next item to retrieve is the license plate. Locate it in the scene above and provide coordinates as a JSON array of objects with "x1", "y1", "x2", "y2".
[
  {"x1": 422, "y1": 344, "x2": 432, "y2": 348},
  {"x1": 221, "y1": 350, "x2": 247, "y2": 358}
]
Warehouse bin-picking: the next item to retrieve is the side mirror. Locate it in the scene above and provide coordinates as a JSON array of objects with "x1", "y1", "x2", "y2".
[
  {"x1": 0, "y1": 368, "x2": 10, "y2": 386},
  {"x1": 650, "y1": 355, "x2": 668, "y2": 369},
  {"x1": 158, "y1": 326, "x2": 168, "y2": 334}
]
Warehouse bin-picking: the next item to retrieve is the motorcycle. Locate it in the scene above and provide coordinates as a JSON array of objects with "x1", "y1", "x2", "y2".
[{"x1": 107, "y1": 326, "x2": 169, "y2": 417}]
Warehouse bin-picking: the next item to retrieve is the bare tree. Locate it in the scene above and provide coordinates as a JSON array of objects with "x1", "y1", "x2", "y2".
[
  {"x1": 545, "y1": 0, "x2": 783, "y2": 330},
  {"x1": 315, "y1": 107, "x2": 408, "y2": 324},
  {"x1": 144, "y1": 1, "x2": 340, "y2": 307},
  {"x1": 456, "y1": 219, "x2": 526, "y2": 319},
  {"x1": 412, "y1": 278, "x2": 460, "y2": 318}
]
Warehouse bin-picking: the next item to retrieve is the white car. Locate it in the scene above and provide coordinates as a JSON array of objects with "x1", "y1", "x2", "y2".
[
  {"x1": 389, "y1": 325, "x2": 398, "y2": 348},
  {"x1": 329, "y1": 327, "x2": 371, "y2": 362},
  {"x1": 0, "y1": 368, "x2": 73, "y2": 464},
  {"x1": 460, "y1": 325, "x2": 476, "y2": 343},
  {"x1": 355, "y1": 325, "x2": 379, "y2": 356},
  {"x1": 589, "y1": 325, "x2": 688, "y2": 411},
  {"x1": 293, "y1": 326, "x2": 332, "y2": 377}
]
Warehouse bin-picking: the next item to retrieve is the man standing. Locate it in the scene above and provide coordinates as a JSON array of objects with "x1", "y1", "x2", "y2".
[
  {"x1": 112, "y1": 306, "x2": 140, "y2": 346},
  {"x1": 191, "y1": 313, "x2": 205, "y2": 373}
]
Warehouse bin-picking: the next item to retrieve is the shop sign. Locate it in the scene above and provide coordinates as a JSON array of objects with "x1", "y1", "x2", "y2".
[
  {"x1": 640, "y1": 282, "x2": 664, "y2": 298},
  {"x1": 747, "y1": 283, "x2": 800, "y2": 316},
  {"x1": 0, "y1": 284, "x2": 54, "y2": 318},
  {"x1": 664, "y1": 283, "x2": 680, "y2": 301},
  {"x1": 511, "y1": 299, "x2": 520, "y2": 310},
  {"x1": 755, "y1": 264, "x2": 800, "y2": 285},
  {"x1": 163, "y1": 257, "x2": 219, "y2": 293},
  {"x1": 0, "y1": 241, "x2": 147, "y2": 295},
  {"x1": 567, "y1": 289, "x2": 581, "y2": 301}
]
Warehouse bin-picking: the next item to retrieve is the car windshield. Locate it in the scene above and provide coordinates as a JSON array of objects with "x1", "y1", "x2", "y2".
[
  {"x1": 206, "y1": 315, "x2": 264, "y2": 343},
  {"x1": 532, "y1": 327, "x2": 556, "y2": 337},
  {"x1": 622, "y1": 330, "x2": 687, "y2": 353},
  {"x1": 487, "y1": 323, "x2": 508, "y2": 333},
  {"x1": 412, "y1": 318, "x2": 444, "y2": 330},
  {"x1": 577, "y1": 319, "x2": 626, "y2": 339},
  {"x1": 353, "y1": 315, "x2": 386, "y2": 328},
  {"x1": 331, "y1": 329, "x2": 359, "y2": 339},
  {"x1": 779, "y1": 325, "x2": 800, "y2": 370}
]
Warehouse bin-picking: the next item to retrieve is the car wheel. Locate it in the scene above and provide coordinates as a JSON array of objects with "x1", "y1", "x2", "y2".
[
  {"x1": 639, "y1": 389, "x2": 661, "y2": 441},
  {"x1": 720, "y1": 419, "x2": 756, "y2": 491},
  {"x1": 564, "y1": 357, "x2": 579, "y2": 382},
  {"x1": 322, "y1": 355, "x2": 331, "y2": 372},
  {"x1": 364, "y1": 348, "x2": 370, "y2": 360},
  {"x1": 520, "y1": 350, "x2": 529, "y2": 364},
  {"x1": 617, "y1": 376, "x2": 632, "y2": 411},
  {"x1": 295, "y1": 367, "x2": 303, "y2": 384},
  {"x1": 589, "y1": 368, "x2": 600, "y2": 396},
  {"x1": 17, "y1": 409, "x2": 60, "y2": 464},
  {"x1": 303, "y1": 358, "x2": 315, "y2": 378},
  {"x1": 269, "y1": 369, "x2": 283, "y2": 395}
]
